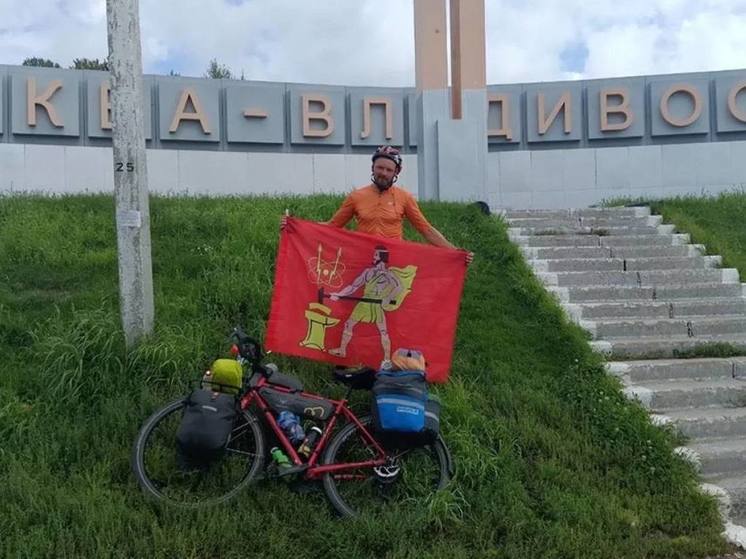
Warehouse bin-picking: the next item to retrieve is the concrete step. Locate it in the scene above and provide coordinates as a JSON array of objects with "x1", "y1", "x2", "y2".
[
  {"x1": 502, "y1": 207, "x2": 650, "y2": 219},
  {"x1": 540, "y1": 268, "x2": 738, "y2": 288},
  {"x1": 691, "y1": 437, "x2": 746, "y2": 476},
  {"x1": 592, "y1": 334, "x2": 746, "y2": 360},
  {"x1": 523, "y1": 244, "x2": 704, "y2": 260},
  {"x1": 506, "y1": 215, "x2": 662, "y2": 229},
  {"x1": 702, "y1": 474, "x2": 746, "y2": 525},
  {"x1": 585, "y1": 315, "x2": 746, "y2": 339},
  {"x1": 531, "y1": 256, "x2": 718, "y2": 273},
  {"x1": 627, "y1": 378, "x2": 746, "y2": 411},
  {"x1": 551, "y1": 283, "x2": 745, "y2": 303},
  {"x1": 571, "y1": 299, "x2": 746, "y2": 320},
  {"x1": 512, "y1": 233, "x2": 691, "y2": 248},
  {"x1": 658, "y1": 406, "x2": 746, "y2": 439},
  {"x1": 509, "y1": 225, "x2": 671, "y2": 237},
  {"x1": 607, "y1": 358, "x2": 746, "y2": 383}
]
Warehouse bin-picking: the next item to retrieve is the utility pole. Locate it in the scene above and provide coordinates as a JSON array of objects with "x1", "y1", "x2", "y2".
[{"x1": 106, "y1": 0, "x2": 154, "y2": 347}]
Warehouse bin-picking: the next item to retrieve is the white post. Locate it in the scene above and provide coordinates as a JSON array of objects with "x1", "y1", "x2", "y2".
[{"x1": 106, "y1": 0, "x2": 154, "y2": 347}]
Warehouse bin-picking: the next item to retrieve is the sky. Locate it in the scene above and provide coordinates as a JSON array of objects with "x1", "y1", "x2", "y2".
[{"x1": 2, "y1": 0, "x2": 746, "y2": 86}]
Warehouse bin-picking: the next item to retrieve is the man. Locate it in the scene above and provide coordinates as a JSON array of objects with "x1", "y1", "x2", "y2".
[
  {"x1": 327, "y1": 245, "x2": 403, "y2": 362},
  {"x1": 281, "y1": 145, "x2": 473, "y2": 264}
]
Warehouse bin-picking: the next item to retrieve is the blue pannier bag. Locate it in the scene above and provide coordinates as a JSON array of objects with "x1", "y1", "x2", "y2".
[{"x1": 372, "y1": 370, "x2": 427, "y2": 433}]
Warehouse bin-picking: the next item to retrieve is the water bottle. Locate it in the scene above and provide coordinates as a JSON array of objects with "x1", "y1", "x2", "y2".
[
  {"x1": 270, "y1": 447, "x2": 292, "y2": 471},
  {"x1": 277, "y1": 411, "x2": 305, "y2": 445},
  {"x1": 298, "y1": 426, "x2": 323, "y2": 458}
]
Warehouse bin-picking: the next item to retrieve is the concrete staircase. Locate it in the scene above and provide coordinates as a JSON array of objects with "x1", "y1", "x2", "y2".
[{"x1": 504, "y1": 206, "x2": 746, "y2": 537}]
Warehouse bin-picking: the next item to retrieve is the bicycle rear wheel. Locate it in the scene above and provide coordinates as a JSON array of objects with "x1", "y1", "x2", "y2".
[
  {"x1": 132, "y1": 398, "x2": 265, "y2": 506},
  {"x1": 322, "y1": 416, "x2": 450, "y2": 517}
]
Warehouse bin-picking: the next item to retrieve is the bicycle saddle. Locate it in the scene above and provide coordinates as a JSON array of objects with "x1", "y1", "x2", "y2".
[{"x1": 332, "y1": 366, "x2": 376, "y2": 390}]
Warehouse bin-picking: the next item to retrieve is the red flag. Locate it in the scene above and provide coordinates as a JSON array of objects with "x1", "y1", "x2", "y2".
[{"x1": 265, "y1": 218, "x2": 466, "y2": 383}]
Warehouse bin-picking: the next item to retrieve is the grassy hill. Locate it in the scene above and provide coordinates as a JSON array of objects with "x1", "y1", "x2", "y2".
[
  {"x1": 649, "y1": 192, "x2": 746, "y2": 273},
  {"x1": 0, "y1": 194, "x2": 729, "y2": 558}
]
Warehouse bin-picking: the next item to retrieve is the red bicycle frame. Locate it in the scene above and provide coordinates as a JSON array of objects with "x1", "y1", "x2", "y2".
[{"x1": 238, "y1": 375, "x2": 388, "y2": 479}]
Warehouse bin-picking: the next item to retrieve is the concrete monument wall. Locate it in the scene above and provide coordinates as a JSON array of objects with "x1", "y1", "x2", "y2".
[{"x1": 3, "y1": 64, "x2": 746, "y2": 208}]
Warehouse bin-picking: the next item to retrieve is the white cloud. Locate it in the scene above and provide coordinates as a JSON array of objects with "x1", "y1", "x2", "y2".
[{"x1": 1, "y1": 0, "x2": 746, "y2": 85}]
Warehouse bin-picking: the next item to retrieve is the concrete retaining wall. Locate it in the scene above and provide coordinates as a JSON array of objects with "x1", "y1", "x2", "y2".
[{"x1": 4, "y1": 141, "x2": 746, "y2": 208}]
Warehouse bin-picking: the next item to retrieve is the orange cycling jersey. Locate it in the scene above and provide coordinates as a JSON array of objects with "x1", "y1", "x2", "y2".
[{"x1": 328, "y1": 184, "x2": 432, "y2": 239}]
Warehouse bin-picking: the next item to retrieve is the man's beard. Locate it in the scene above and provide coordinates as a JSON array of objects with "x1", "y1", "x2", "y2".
[{"x1": 372, "y1": 174, "x2": 395, "y2": 190}]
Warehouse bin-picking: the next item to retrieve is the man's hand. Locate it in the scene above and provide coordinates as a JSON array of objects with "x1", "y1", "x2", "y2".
[
  {"x1": 466, "y1": 251, "x2": 474, "y2": 265},
  {"x1": 280, "y1": 209, "x2": 290, "y2": 231}
]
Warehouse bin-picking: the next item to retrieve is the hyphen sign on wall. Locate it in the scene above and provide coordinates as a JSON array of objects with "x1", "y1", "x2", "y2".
[{"x1": 1, "y1": 65, "x2": 746, "y2": 148}]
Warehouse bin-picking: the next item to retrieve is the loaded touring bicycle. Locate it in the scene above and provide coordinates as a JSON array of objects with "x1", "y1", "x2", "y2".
[{"x1": 132, "y1": 327, "x2": 453, "y2": 516}]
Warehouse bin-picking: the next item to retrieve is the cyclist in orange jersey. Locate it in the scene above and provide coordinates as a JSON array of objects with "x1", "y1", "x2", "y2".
[{"x1": 282, "y1": 145, "x2": 473, "y2": 264}]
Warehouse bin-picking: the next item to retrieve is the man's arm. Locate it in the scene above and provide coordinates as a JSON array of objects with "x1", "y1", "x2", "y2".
[
  {"x1": 421, "y1": 226, "x2": 456, "y2": 249},
  {"x1": 331, "y1": 268, "x2": 369, "y2": 299},
  {"x1": 326, "y1": 194, "x2": 356, "y2": 228},
  {"x1": 281, "y1": 195, "x2": 354, "y2": 230},
  {"x1": 403, "y1": 193, "x2": 473, "y2": 263}
]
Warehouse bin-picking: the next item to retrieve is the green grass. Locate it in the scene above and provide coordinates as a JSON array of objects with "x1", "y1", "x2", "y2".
[
  {"x1": 605, "y1": 189, "x2": 746, "y2": 281},
  {"x1": 648, "y1": 191, "x2": 746, "y2": 273},
  {"x1": 0, "y1": 193, "x2": 729, "y2": 558}
]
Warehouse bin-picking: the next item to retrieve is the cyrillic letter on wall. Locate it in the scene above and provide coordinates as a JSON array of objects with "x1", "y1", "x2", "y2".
[
  {"x1": 100, "y1": 82, "x2": 112, "y2": 130},
  {"x1": 537, "y1": 92, "x2": 571, "y2": 135},
  {"x1": 27, "y1": 78, "x2": 63, "y2": 127},
  {"x1": 169, "y1": 88, "x2": 212, "y2": 134},
  {"x1": 302, "y1": 94, "x2": 334, "y2": 138},
  {"x1": 600, "y1": 88, "x2": 632, "y2": 131},
  {"x1": 487, "y1": 93, "x2": 513, "y2": 140},
  {"x1": 728, "y1": 81, "x2": 746, "y2": 123},
  {"x1": 360, "y1": 97, "x2": 393, "y2": 139},
  {"x1": 659, "y1": 84, "x2": 702, "y2": 127}
]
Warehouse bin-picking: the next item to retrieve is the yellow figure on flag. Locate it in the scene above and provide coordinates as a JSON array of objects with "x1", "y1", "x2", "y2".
[
  {"x1": 300, "y1": 302, "x2": 340, "y2": 350},
  {"x1": 327, "y1": 245, "x2": 417, "y2": 365}
]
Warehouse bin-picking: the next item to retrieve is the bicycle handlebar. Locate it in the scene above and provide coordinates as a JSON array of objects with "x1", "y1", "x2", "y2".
[{"x1": 231, "y1": 327, "x2": 264, "y2": 369}]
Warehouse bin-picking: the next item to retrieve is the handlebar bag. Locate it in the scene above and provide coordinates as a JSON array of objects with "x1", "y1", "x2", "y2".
[{"x1": 176, "y1": 389, "x2": 237, "y2": 469}]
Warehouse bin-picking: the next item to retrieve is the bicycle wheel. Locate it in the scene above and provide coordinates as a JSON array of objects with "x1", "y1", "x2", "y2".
[
  {"x1": 132, "y1": 398, "x2": 265, "y2": 506},
  {"x1": 322, "y1": 416, "x2": 450, "y2": 517}
]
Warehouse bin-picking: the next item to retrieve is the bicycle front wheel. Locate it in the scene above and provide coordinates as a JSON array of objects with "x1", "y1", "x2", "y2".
[
  {"x1": 132, "y1": 398, "x2": 265, "y2": 507},
  {"x1": 322, "y1": 416, "x2": 450, "y2": 517}
]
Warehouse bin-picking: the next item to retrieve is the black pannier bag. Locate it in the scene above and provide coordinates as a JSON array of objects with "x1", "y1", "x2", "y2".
[
  {"x1": 258, "y1": 387, "x2": 334, "y2": 421},
  {"x1": 176, "y1": 389, "x2": 237, "y2": 469},
  {"x1": 371, "y1": 370, "x2": 441, "y2": 448}
]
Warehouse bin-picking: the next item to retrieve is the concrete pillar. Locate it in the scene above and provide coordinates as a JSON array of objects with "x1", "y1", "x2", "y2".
[
  {"x1": 441, "y1": 0, "x2": 488, "y2": 202},
  {"x1": 413, "y1": 0, "x2": 488, "y2": 203},
  {"x1": 106, "y1": 0, "x2": 154, "y2": 347},
  {"x1": 414, "y1": 0, "x2": 449, "y2": 201}
]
